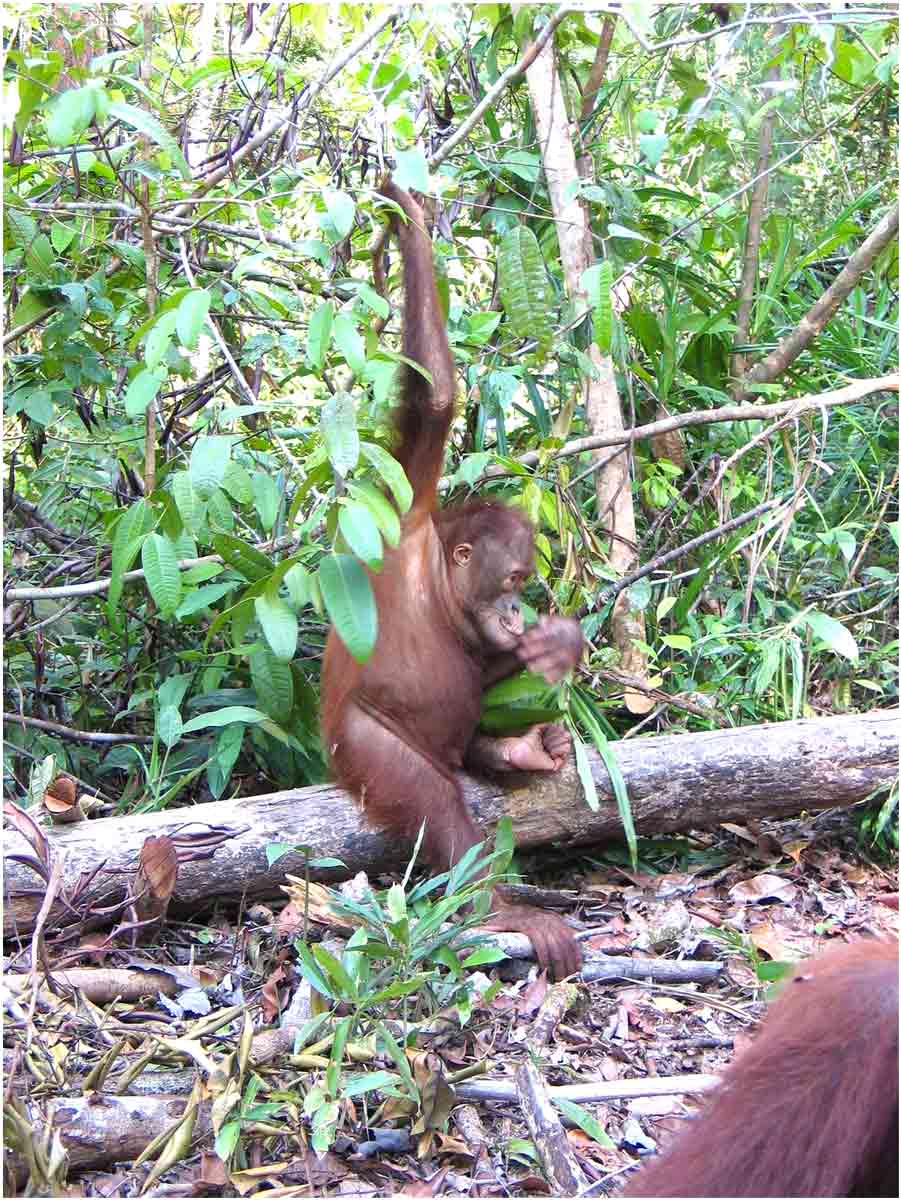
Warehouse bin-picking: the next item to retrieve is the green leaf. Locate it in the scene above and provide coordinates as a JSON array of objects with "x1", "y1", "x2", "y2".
[
  {"x1": 284, "y1": 563, "x2": 313, "y2": 608},
  {"x1": 108, "y1": 499, "x2": 153, "y2": 617},
  {"x1": 190, "y1": 435, "x2": 232, "y2": 499},
  {"x1": 392, "y1": 147, "x2": 429, "y2": 193},
  {"x1": 144, "y1": 310, "x2": 178, "y2": 370},
  {"x1": 207, "y1": 722, "x2": 244, "y2": 799},
  {"x1": 170, "y1": 471, "x2": 206, "y2": 535},
  {"x1": 206, "y1": 487, "x2": 235, "y2": 533},
  {"x1": 799, "y1": 610, "x2": 859, "y2": 663},
  {"x1": 176, "y1": 288, "x2": 212, "y2": 349},
  {"x1": 252, "y1": 472, "x2": 281, "y2": 532},
  {"x1": 220, "y1": 462, "x2": 253, "y2": 504},
  {"x1": 50, "y1": 221, "x2": 76, "y2": 254},
  {"x1": 106, "y1": 100, "x2": 191, "y2": 179},
  {"x1": 498, "y1": 225, "x2": 553, "y2": 357},
  {"x1": 360, "y1": 441, "x2": 413, "y2": 513},
  {"x1": 342, "y1": 1071, "x2": 400, "y2": 1099},
  {"x1": 125, "y1": 368, "x2": 165, "y2": 419},
  {"x1": 346, "y1": 480, "x2": 401, "y2": 548},
  {"x1": 338, "y1": 502, "x2": 383, "y2": 569},
  {"x1": 553, "y1": 1097, "x2": 616, "y2": 1147},
  {"x1": 157, "y1": 705, "x2": 183, "y2": 749},
  {"x1": 141, "y1": 532, "x2": 183, "y2": 616},
  {"x1": 255, "y1": 589, "x2": 298, "y2": 661},
  {"x1": 307, "y1": 299, "x2": 334, "y2": 369},
  {"x1": 639, "y1": 132, "x2": 669, "y2": 167},
  {"x1": 592, "y1": 260, "x2": 613, "y2": 353},
  {"x1": 318, "y1": 554, "x2": 378, "y2": 664},
  {"x1": 572, "y1": 732, "x2": 599, "y2": 812},
  {"x1": 182, "y1": 705, "x2": 268, "y2": 733},
  {"x1": 46, "y1": 87, "x2": 97, "y2": 146},
  {"x1": 321, "y1": 391, "x2": 360, "y2": 476},
  {"x1": 175, "y1": 581, "x2": 236, "y2": 618},
  {"x1": 23, "y1": 389, "x2": 54, "y2": 426},
  {"x1": 332, "y1": 314, "x2": 366, "y2": 376},
  {"x1": 250, "y1": 644, "x2": 295, "y2": 722},
  {"x1": 212, "y1": 533, "x2": 271, "y2": 581},
  {"x1": 320, "y1": 189, "x2": 356, "y2": 241}
]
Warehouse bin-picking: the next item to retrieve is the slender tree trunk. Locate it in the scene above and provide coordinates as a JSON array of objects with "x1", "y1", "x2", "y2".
[{"x1": 526, "y1": 36, "x2": 651, "y2": 713}]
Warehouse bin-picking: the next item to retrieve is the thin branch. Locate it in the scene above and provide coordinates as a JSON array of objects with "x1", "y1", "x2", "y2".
[
  {"x1": 168, "y1": 6, "x2": 401, "y2": 220},
  {"x1": 5, "y1": 714, "x2": 154, "y2": 746},
  {"x1": 580, "y1": 497, "x2": 786, "y2": 614},
  {"x1": 511, "y1": 374, "x2": 899, "y2": 470},
  {"x1": 4, "y1": 533, "x2": 301, "y2": 601},
  {"x1": 429, "y1": 8, "x2": 574, "y2": 170},
  {"x1": 737, "y1": 206, "x2": 901, "y2": 397}
]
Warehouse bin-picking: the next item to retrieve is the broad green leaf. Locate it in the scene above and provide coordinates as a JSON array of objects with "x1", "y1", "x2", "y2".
[
  {"x1": 639, "y1": 132, "x2": 669, "y2": 167},
  {"x1": 170, "y1": 471, "x2": 205, "y2": 534},
  {"x1": 360, "y1": 441, "x2": 413, "y2": 513},
  {"x1": 145, "y1": 310, "x2": 178, "y2": 370},
  {"x1": 23, "y1": 389, "x2": 53, "y2": 425},
  {"x1": 220, "y1": 461, "x2": 253, "y2": 504},
  {"x1": 338, "y1": 502, "x2": 383, "y2": 569},
  {"x1": 320, "y1": 189, "x2": 356, "y2": 241},
  {"x1": 46, "y1": 87, "x2": 96, "y2": 146},
  {"x1": 182, "y1": 705, "x2": 268, "y2": 733},
  {"x1": 206, "y1": 486, "x2": 235, "y2": 533},
  {"x1": 392, "y1": 147, "x2": 429, "y2": 193},
  {"x1": 175, "y1": 581, "x2": 236, "y2": 617},
  {"x1": 800, "y1": 610, "x2": 859, "y2": 662},
  {"x1": 176, "y1": 288, "x2": 212, "y2": 349},
  {"x1": 255, "y1": 589, "x2": 298, "y2": 661},
  {"x1": 346, "y1": 480, "x2": 400, "y2": 548},
  {"x1": 497, "y1": 225, "x2": 552, "y2": 358},
  {"x1": 190, "y1": 435, "x2": 232, "y2": 499},
  {"x1": 141, "y1": 532, "x2": 183, "y2": 616},
  {"x1": 212, "y1": 533, "x2": 271, "y2": 581},
  {"x1": 593, "y1": 260, "x2": 613, "y2": 353},
  {"x1": 318, "y1": 554, "x2": 378, "y2": 664},
  {"x1": 250, "y1": 643, "x2": 294, "y2": 721},
  {"x1": 284, "y1": 563, "x2": 313, "y2": 608},
  {"x1": 125, "y1": 368, "x2": 165, "y2": 418},
  {"x1": 50, "y1": 221, "x2": 76, "y2": 253},
  {"x1": 252, "y1": 472, "x2": 280, "y2": 532},
  {"x1": 341, "y1": 1071, "x2": 400, "y2": 1099},
  {"x1": 207, "y1": 722, "x2": 244, "y2": 799},
  {"x1": 108, "y1": 499, "x2": 153, "y2": 617},
  {"x1": 321, "y1": 391, "x2": 359, "y2": 476},
  {"x1": 332, "y1": 314, "x2": 366, "y2": 376},
  {"x1": 553, "y1": 1097, "x2": 615, "y2": 1148},
  {"x1": 307, "y1": 299, "x2": 334, "y2": 369},
  {"x1": 157, "y1": 705, "x2": 183, "y2": 748},
  {"x1": 106, "y1": 100, "x2": 191, "y2": 179}
]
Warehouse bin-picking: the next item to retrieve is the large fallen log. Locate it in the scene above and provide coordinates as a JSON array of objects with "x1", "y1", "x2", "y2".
[{"x1": 4, "y1": 711, "x2": 896, "y2": 938}]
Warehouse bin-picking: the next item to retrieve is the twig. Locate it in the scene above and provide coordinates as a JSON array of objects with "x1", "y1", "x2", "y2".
[
  {"x1": 430, "y1": 8, "x2": 574, "y2": 170},
  {"x1": 515, "y1": 1059, "x2": 589, "y2": 1195},
  {"x1": 581, "y1": 498, "x2": 784, "y2": 614},
  {"x1": 511, "y1": 375, "x2": 899, "y2": 470},
  {"x1": 737, "y1": 206, "x2": 900, "y2": 397},
  {"x1": 5, "y1": 533, "x2": 300, "y2": 601},
  {"x1": 458, "y1": 1072, "x2": 719, "y2": 1106},
  {"x1": 4, "y1": 714, "x2": 154, "y2": 746}
]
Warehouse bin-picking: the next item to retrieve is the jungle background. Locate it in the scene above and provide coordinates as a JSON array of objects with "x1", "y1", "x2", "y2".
[{"x1": 2, "y1": 3, "x2": 899, "y2": 1194}]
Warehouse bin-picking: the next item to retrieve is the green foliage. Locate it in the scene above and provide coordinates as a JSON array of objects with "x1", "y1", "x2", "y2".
[
  {"x1": 2, "y1": 4, "x2": 896, "y2": 856},
  {"x1": 288, "y1": 830, "x2": 512, "y2": 1151}
]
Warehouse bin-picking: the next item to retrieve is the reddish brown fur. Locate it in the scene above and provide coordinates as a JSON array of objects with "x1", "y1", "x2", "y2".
[
  {"x1": 320, "y1": 182, "x2": 582, "y2": 977},
  {"x1": 622, "y1": 939, "x2": 899, "y2": 1198}
]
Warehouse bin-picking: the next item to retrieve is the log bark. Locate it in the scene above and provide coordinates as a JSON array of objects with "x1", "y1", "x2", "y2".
[{"x1": 4, "y1": 711, "x2": 896, "y2": 938}]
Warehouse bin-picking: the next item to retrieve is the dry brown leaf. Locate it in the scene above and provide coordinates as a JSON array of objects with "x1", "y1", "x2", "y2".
[{"x1": 728, "y1": 873, "x2": 798, "y2": 904}]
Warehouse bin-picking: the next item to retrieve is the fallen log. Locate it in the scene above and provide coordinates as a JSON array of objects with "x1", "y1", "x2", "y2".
[{"x1": 4, "y1": 711, "x2": 896, "y2": 938}]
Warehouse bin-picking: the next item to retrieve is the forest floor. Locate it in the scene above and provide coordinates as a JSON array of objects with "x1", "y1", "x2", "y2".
[{"x1": 3, "y1": 807, "x2": 897, "y2": 1197}]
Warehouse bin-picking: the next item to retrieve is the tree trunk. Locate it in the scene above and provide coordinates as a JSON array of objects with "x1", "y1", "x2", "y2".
[
  {"x1": 525, "y1": 36, "x2": 651, "y2": 714},
  {"x1": 3, "y1": 712, "x2": 895, "y2": 939}
]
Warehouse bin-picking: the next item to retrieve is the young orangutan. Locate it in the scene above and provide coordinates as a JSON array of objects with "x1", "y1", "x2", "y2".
[
  {"x1": 622, "y1": 938, "x2": 899, "y2": 1198},
  {"x1": 320, "y1": 182, "x2": 583, "y2": 979}
]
